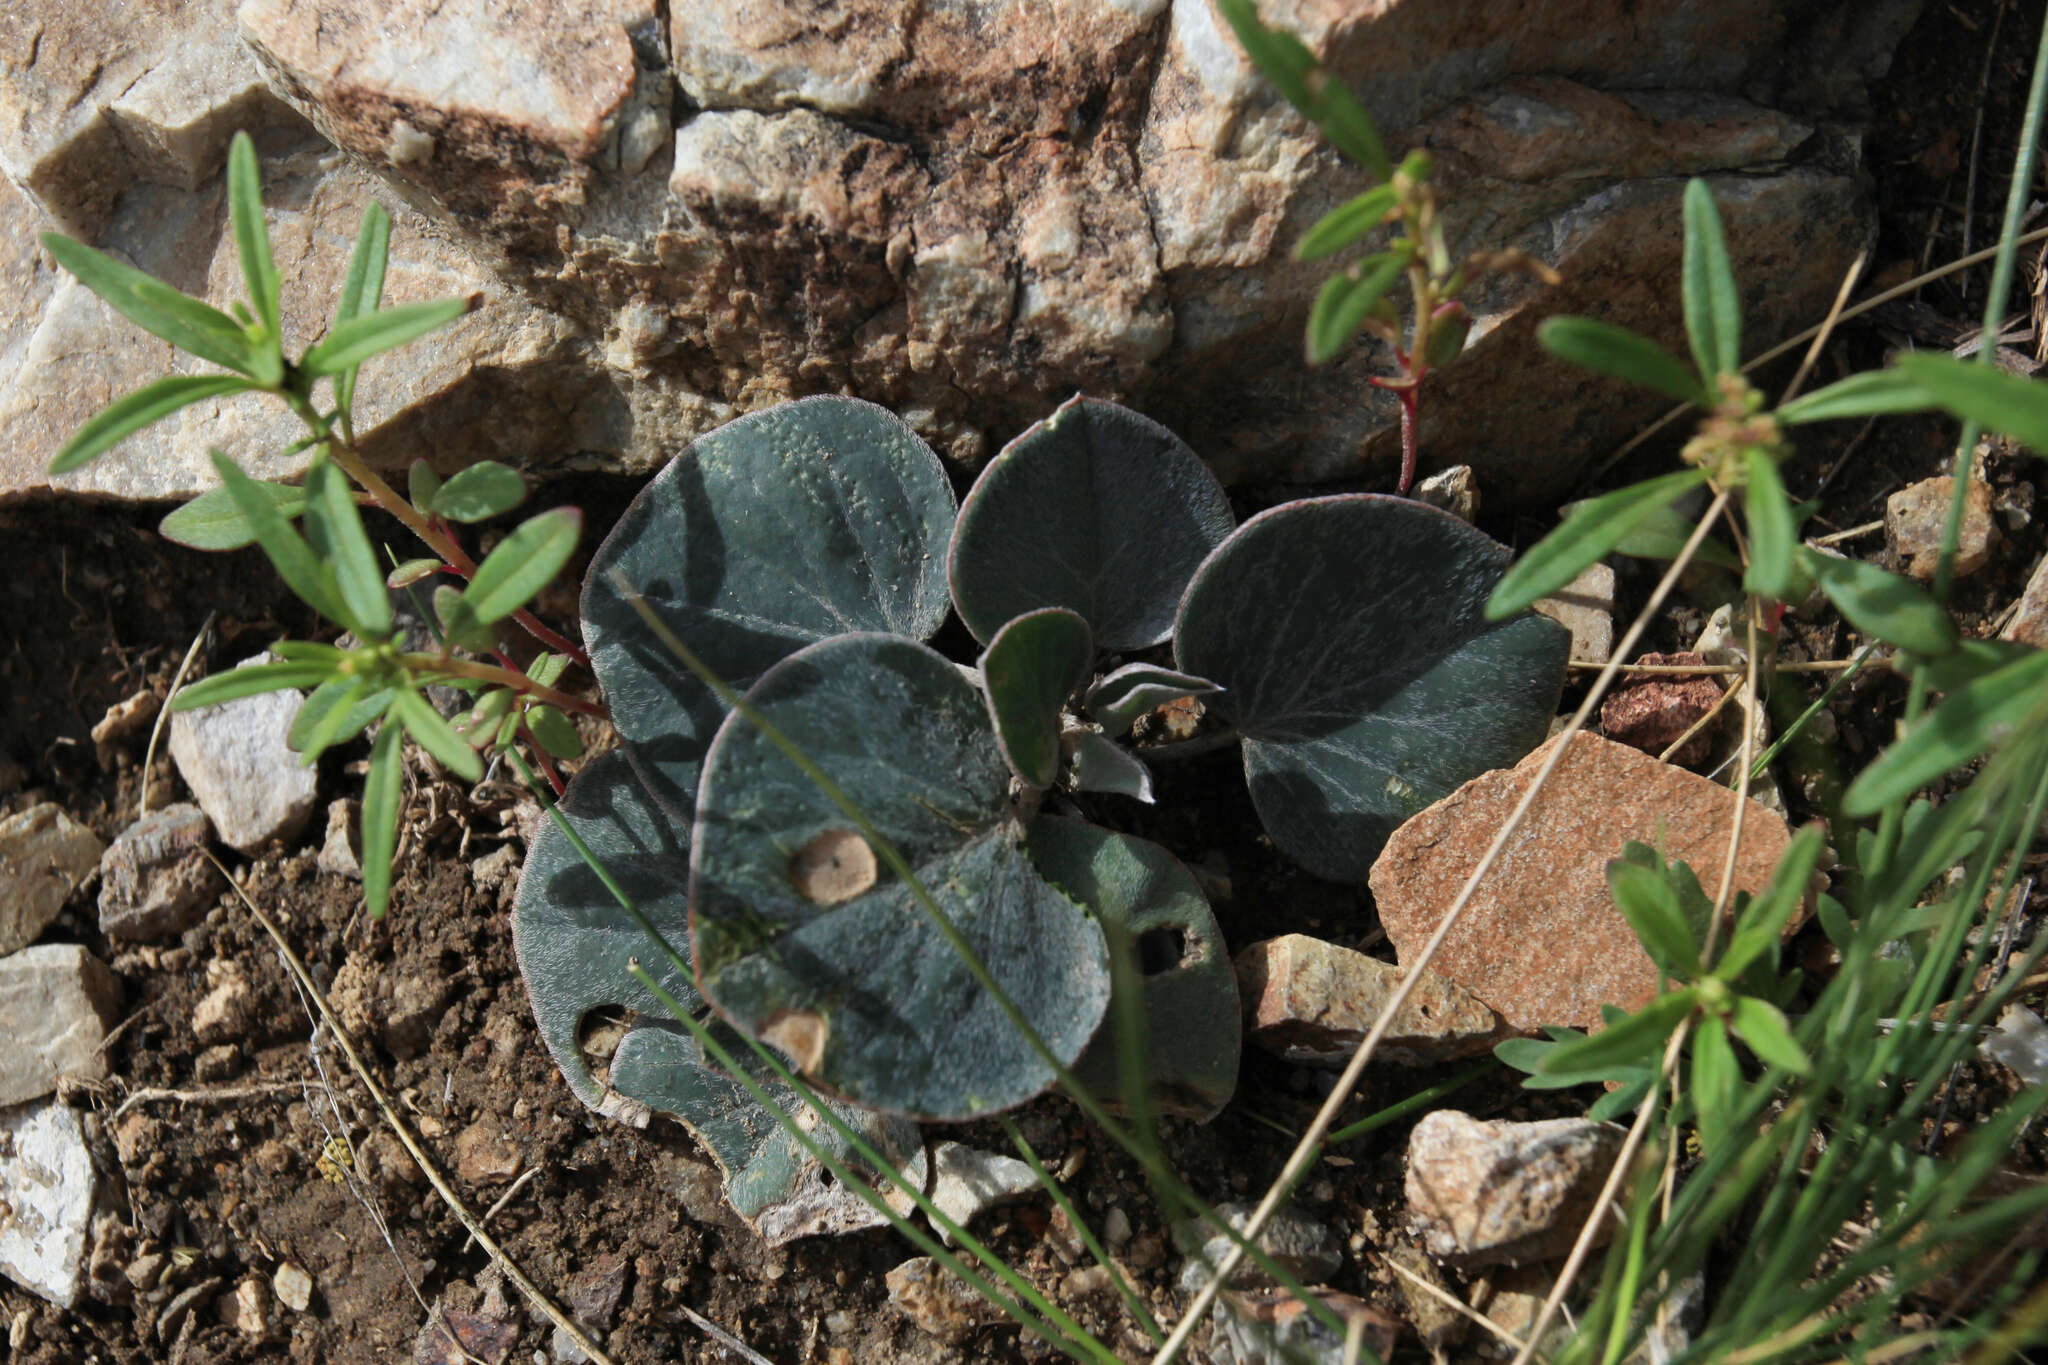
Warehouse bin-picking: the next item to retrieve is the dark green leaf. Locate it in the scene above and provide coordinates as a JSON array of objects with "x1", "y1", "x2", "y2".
[
  {"x1": 41, "y1": 233, "x2": 258, "y2": 377},
  {"x1": 427, "y1": 461, "x2": 527, "y2": 523},
  {"x1": 1691, "y1": 1013, "x2": 1738, "y2": 1155},
  {"x1": 1681, "y1": 178, "x2": 1741, "y2": 378},
  {"x1": 1803, "y1": 548, "x2": 1960, "y2": 657},
  {"x1": 171, "y1": 660, "x2": 333, "y2": 710},
  {"x1": 527, "y1": 705, "x2": 584, "y2": 760},
  {"x1": 1608, "y1": 859, "x2": 1702, "y2": 981},
  {"x1": 299, "y1": 296, "x2": 470, "y2": 377},
  {"x1": 1776, "y1": 368, "x2": 1936, "y2": 425},
  {"x1": 690, "y1": 634, "x2": 1110, "y2": 1120},
  {"x1": 210, "y1": 451, "x2": 348, "y2": 625},
  {"x1": 1815, "y1": 893, "x2": 1853, "y2": 949},
  {"x1": 1897, "y1": 351, "x2": 2048, "y2": 454},
  {"x1": 1538, "y1": 317, "x2": 1707, "y2": 404},
  {"x1": 978, "y1": 608, "x2": 1095, "y2": 788},
  {"x1": 1313, "y1": 76, "x2": 1395, "y2": 182},
  {"x1": 362, "y1": 722, "x2": 403, "y2": 918},
  {"x1": 1085, "y1": 663, "x2": 1221, "y2": 737},
  {"x1": 159, "y1": 478, "x2": 304, "y2": 550},
  {"x1": 333, "y1": 201, "x2": 391, "y2": 419},
  {"x1": 1919, "y1": 639, "x2": 2035, "y2": 693},
  {"x1": 225, "y1": 132, "x2": 282, "y2": 377},
  {"x1": 1539, "y1": 989, "x2": 1697, "y2": 1077},
  {"x1": 1729, "y1": 995, "x2": 1810, "y2": 1075},
  {"x1": 1743, "y1": 450, "x2": 1798, "y2": 600},
  {"x1": 49, "y1": 374, "x2": 252, "y2": 475},
  {"x1": 407, "y1": 458, "x2": 441, "y2": 512},
  {"x1": 1587, "y1": 1074, "x2": 1657, "y2": 1120},
  {"x1": 302, "y1": 459, "x2": 393, "y2": 639},
  {"x1": 1064, "y1": 730, "x2": 1155, "y2": 803},
  {"x1": 1176, "y1": 496, "x2": 1568, "y2": 881},
  {"x1": 1488, "y1": 468, "x2": 1711, "y2": 618},
  {"x1": 1842, "y1": 650, "x2": 2048, "y2": 815},
  {"x1": 950, "y1": 396, "x2": 1234, "y2": 650},
  {"x1": 463, "y1": 508, "x2": 582, "y2": 624},
  {"x1": 1295, "y1": 184, "x2": 1398, "y2": 261},
  {"x1": 392, "y1": 687, "x2": 484, "y2": 782},
  {"x1": 1307, "y1": 252, "x2": 1406, "y2": 365},
  {"x1": 1718, "y1": 825, "x2": 1824, "y2": 981}
]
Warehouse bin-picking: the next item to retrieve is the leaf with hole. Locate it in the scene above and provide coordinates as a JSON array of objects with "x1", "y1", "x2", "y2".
[
  {"x1": 689, "y1": 633, "x2": 1111, "y2": 1120},
  {"x1": 1086, "y1": 663, "x2": 1222, "y2": 737},
  {"x1": 1026, "y1": 817, "x2": 1239, "y2": 1121},
  {"x1": 949, "y1": 395, "x2": 1232, "y2": 650},
  {"x1": 1176, "y1": 496, "x2": 1569, "y2": 882},
  {"x1": 586, "y1": 397, "x2": 957, "y2": 818},
  {"x1": 979, "y1": 608, "x2": 1094, "y2": 788}
]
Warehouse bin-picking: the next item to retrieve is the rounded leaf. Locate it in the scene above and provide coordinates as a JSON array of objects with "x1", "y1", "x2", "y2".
[
  {"x1": 585, "y1": 397, "x2": 957, "y2": 817},
  {"x1": 511, "y1": 752, "x2": 702, "y2": 1113},
  {"x1": 949, "y1": 396, "x2": 1233, "y2": 649},
  {"x1": 1027, "y1": 818, "x2": 1239, "y2": 1121},
  {"x1": 979, "y1": 607, "x2": 1094, "y2": 788},
  {"x1": 690, "y1": 634, "x2": 1110, "y2": 1121},
  {"x1": 1176, "y1": 495, "x2": 1569, "y2": 882}
]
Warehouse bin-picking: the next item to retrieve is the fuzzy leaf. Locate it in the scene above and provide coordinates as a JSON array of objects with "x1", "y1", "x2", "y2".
[
  {"x1": 159, "y1": 478, "x2": 305, "y2": 550},
  {"x1": 587, "y1": 397, "x2": 957, "y2": 818},
  {"x1": 464, "y1": 508, "x2": 582, "y2": 623},
  {"x1": 979, "y1": 608, "x2": 1094, "y2": 788},
  {"x1": 1729, "y1": 995, "x2": 1810, "y2": 1075},
  {"x1": 332, "y1": 201, "x2": 391, "y2": 418},
  {"x1": 1897, "y1": 351, "x2": 2048, "y2": 454},
  {"x1": 949, "y1": 395, "x2": 1233, "y2": 649},
  {"x1": 1177, "y1": 496, "x2": 1568, "y2": 881},
  {"x1": 1681, "y1": 179, "x2": 1741, "y2": 378},
  {"x1": 690, "y1": 634, "x2": 1110, "y2": 1121},
  {"x1": 385, "y1": 558, "x2": 442, "y2": 589},
  {"x1": 299, "y1": 296, "x2": 469, "y2": 376},
  {"x1": 1802, "y1": 549, "x2": 1960, "y2": 657},
  {"x1": 1776, "y1": 368, "x2": 1936, "y2": 425},
  {"x1": 1064, "y1": 730, "x2": 1155, "y2": 803},
  {"x1": 1742, "y1": 450, "x2": 1798, "y2": 600},
  {"x1": 1028, "y1": 818, "x2": 1239, "y2": 1121},
  {"x1": 42, "y1": 233, "x2": 258, "y2": 377},
  {"x1": 1488, "y1": 468, "x2": 1711, "y2": 618},
  {"x1": 50, "y1": 374, "x2": 253, "y2": 475},
  {"x1": 1085, "y1": 663, "x2": 1222, "y2": 737},
  {"x1": 433, "y1": 584, "x2": 496, "y2": 654},
  {"x1": 527, "y1": 706, "x2": 584, "y2": 760},
  {"x1": 1538, "y1": 317, "x2": 1707, "y2": 405},
  {"x1": 225, "y1": 132, "x2": 282, "y2": 371},
  {"x1": 427, "y1": 461, "x2": 526, "y2": 522}
]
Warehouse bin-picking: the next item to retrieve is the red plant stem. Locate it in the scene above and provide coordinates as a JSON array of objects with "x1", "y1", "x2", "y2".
[
  {"x1": 1396, "y1": 383, "x2": 1419, "y2": 496},
  {"x1": 520, "y1": 723, "x2": 567, "y2": 797}
]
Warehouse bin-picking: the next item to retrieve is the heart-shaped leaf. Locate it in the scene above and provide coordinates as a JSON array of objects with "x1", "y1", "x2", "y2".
[
  {"x1": 949, "y1": 396, "x2": 1233, "y2": 650},
  {"x1": 979, "y1": 608, "x2": 1094, "y2": 788},
  {"x1": 690, "y1": 633, "x2": 1111, "y2": 1121},
  {"x1": 1175, "y1": 495, "x2": 1569, "y2": 882},
  {"x1": 1026, "y1": 818, "x2": 1239, "y2": 1121},
  {"x1": 609, "y1": 1018, "x2": 923, "y2": 1246},
  {"x1": 511, "y1": 752, "x2": 703, "y2": 1114},
  {"x1": 586, "y1": 397, "x2": 957, "y2": 819}
]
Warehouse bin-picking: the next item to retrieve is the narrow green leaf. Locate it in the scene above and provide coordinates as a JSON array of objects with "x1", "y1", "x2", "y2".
[
  {"x1": 392, "y1": 687, "x2": 484, "y2": 782},
  {"x1": 362, "y1": 722, "x2": 403, "y2": 918},
  {"x1": 299, "y1": 296, "x2": 470, "y2": 377},
  {"x1": 1313, "y1": 78, "x2": 1395, "y2": 184},
  {"x1": 1487, "y1": 467, "x2": 1711, "y2": 618},
  {"x1": 171, "y1": 660, "x2": 333, "y2": 711},
  {"x1": 432, "y1": 584, "x2": 497, "y2": 654},
  {"x1": 1897, "y1": 351, "x2": 2048, "y2": 454},
  {"x1": 225, "y1": 132, "x2": 282, "y2": 371},
  {"x1": 49, "y1": 374, "x2": 252, "y2": 475},
  {"x1": 1691, "y1": 1014, "x2": 1738, "y2": 1155},
  {"x1": 385, "y1": 558, "x2": 442, "y2": 589},
  {"x1": 290, "y1": 679, "x2": 392, "y2": 764},
  {"x1": 41, "y1": 234, "x2": 258, "y2": 377},
  {"x1": 1918, "y1": 639, "x2": 2035, "y2": 693},
  {"x1": 1729, "y1": 995, "x2": 1810, "y2": 1075},
  {"x1": 1307, "y1": 252, "x2": 1406, "y2": 365},
  {"x1": 1608, "y1": 860, "x2": 1702, "y2": 980},
  {"x1": 265, "y1": 641, "x2": 346, "y2": 666},
  {"x1": 1538, "y1": 317, "x2": 1707, "y2": 405},
  {"x1": 462, "y1": 508, "x2": 581, "y2": 623},
  {"x1": 210, "y1": 451, "x2": 349, "y2": 626},
  {"x1": 159, "y1": 478, "x2": 305, "y2": 550},
  {"x1": 1842, "y1": 650, "x2": 2048, "y2": 815},
  {"x1": 1742, "y1": 450, "x2": 1797, "y2": 600},
  {"x1": 1718, "y1": 825, "x2": 1824, "y2": 981},
  {"x1": 1587, "y1": 1074, "x2": 1657, "y2": 1120},
  {"x1": 1776, "y1": 368, "x2": 1936, "y2": 425},
  {"x1": 302, "y1": 460, "x2": 394, "y2": 639},
  {"x1": 333, "y1": 200, "x2": 391, "y2": 419},
  {"x1": 1295, "y1": 184, "x2": 1398, "y2": 261},
  {"x1": 407, "y1": 458, "x2": 441, "y2": 513},
  {"x1": 427, "y1": 461, "x2": 528, "y2": 523},
  {"x1": 1681, "y1": 179, "x2": 1741, "y2": 378},
  {"x1": 527, "y1": 705, "x2": 584, "y2": 760},
  {"x1": 1539, "y1": 989, "x2": 1697, "y2": 1077},
  {"x1": 1802, "y1": 548, "x2": 1960, "y2": 657},
  {"x1": 1564, "y1": 495, "x2": 1741, "y2": 570}
]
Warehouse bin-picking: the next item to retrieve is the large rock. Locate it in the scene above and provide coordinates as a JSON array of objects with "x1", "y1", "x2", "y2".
[
  {"x1": 0, "y1": 1099, "x2": 103, "y2": 1307},
  {"x1": 1370, "y1": 732, "x2": 1796, "y2": 1031},
  {"x1": 0, "y1": 944, "x2": 122, "y2": 1106},
  {"x1": 1406, "y1": 1110, "x2": 1626, "y2": 1267},
  {"x1": 3, "y1": 0, "x2": 1915, "y2": 506},
  {"x1": 0, "y1": 803, "x2": 104, "y2": 956}
]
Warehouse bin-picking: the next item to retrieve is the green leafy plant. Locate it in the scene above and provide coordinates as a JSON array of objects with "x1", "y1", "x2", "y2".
[{"x1": 42, "y1": 131, "x2": 600, "y2": 918}]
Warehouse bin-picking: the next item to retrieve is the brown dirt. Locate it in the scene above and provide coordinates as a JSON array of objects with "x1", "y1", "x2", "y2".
[{"x1": 6, "y1": 1, "x2": 2048, "y2": 1360}]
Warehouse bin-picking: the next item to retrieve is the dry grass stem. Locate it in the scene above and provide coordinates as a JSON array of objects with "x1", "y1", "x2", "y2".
[{"x1": 141, "y1": 610, "x2": 214, "y2": 820}]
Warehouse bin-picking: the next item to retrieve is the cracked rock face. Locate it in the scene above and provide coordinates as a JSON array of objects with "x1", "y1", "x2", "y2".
[{"x1": 4, "y1": 0, "x2": 1917, "y2": 506}]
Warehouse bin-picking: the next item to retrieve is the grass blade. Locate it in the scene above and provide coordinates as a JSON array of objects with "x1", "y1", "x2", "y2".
[
  {"x1": 49, "y1": 374, "x2": 250, "y2": 474},
  {"x1": 42, "y1": 233, "x2": 257, "y2": 377}
]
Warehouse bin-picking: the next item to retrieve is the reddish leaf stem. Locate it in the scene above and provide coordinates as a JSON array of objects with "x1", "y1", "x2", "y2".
[{"x1": 520, "y1": 723, "x2": 568, "y2": 797}]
